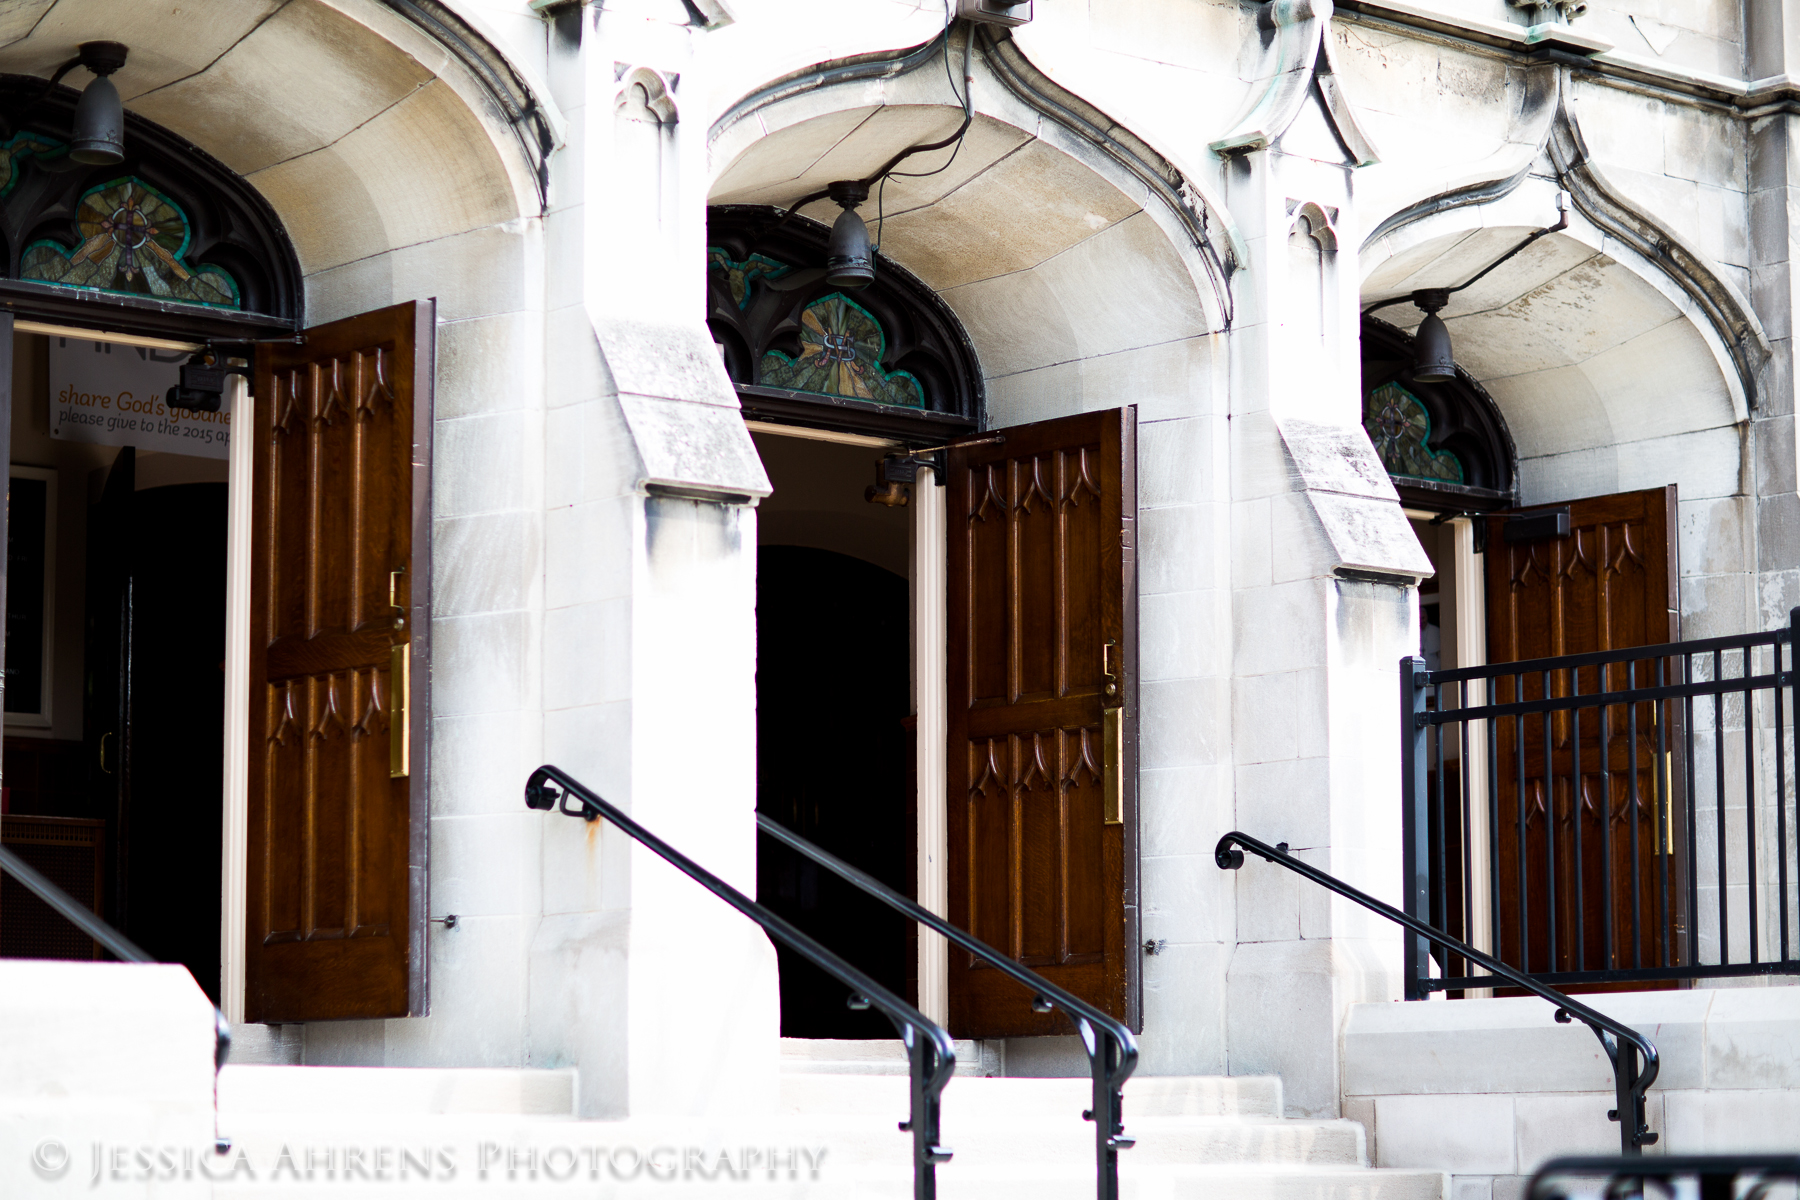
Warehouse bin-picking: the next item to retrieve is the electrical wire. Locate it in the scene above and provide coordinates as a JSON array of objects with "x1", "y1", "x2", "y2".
[{"x1": 876, "y1": 2, "x2": 974, "y2": 261}]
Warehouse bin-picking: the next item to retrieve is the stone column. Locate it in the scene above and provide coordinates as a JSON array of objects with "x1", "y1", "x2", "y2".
[
  {"x1": 1217, "y1": 56, "x2": 1429, "y2": 1117},
  {"x1": 527, "y1": 0, "x2": 777, "y2": 1120}
]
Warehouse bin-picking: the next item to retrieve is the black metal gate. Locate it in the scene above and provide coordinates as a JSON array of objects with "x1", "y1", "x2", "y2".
[{"x1": 1402, "y1": 611, "x2": 1800, "y2": 995}]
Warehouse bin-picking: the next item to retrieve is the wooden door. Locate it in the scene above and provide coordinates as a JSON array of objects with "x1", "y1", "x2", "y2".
[
  {"x1": 246, "y1": 301, "x2": 433, "y2": 1022},
  {"x1": 1484, "y1": 486, "x2": 1680, "y2": 981},
  {"x1": 947, "y1": 407, "x2": 1138, "y2": 1037}
]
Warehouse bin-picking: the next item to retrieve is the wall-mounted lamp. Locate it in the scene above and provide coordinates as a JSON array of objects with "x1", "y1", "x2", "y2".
[
  {"x1": 1364, "y1": 192, "x2": 1572, "y2": 383},
  {"x1": 165, "y1": 350, "x2": 250, "y2": 413}
]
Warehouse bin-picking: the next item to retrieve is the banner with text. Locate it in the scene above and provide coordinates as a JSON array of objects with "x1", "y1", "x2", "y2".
[{"x1": 49, "y1": 337, "x2": 232, "y2": 459}]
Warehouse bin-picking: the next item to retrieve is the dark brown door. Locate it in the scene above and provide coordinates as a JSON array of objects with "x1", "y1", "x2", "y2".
[
  {"x1": 1484, "y1": 486, "x2": 1680, "y2": 982},
  {"x1": 246, "y1": 301, "x2": 432, "y2": 1022},
  {"x1": 947, "y1": 407, "x2": 1138, "y2": 1037}
]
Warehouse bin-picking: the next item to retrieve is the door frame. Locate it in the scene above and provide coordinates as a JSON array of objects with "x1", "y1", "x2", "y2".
[
  {"x1": 742, "y1": 418, "x2": 952, "y2": 1024},
  {"x1": 0, "y1": 302, "x2": 434, "y2": 1024}
]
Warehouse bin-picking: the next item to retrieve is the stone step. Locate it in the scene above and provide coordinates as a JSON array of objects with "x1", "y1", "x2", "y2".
[
  {"x1": 217, "y1": 1064, "x2": 578, "y2": 1117},
  {"x1": 206, "y1": 1112, "x2": 1437, "y2": 1198},
  {"x1": 782, "y1": 1071, "x2": 1284, "y2": 1118},
  {"x1": 779, "y1": 1037, "x2": 1002, "y2": 1076},
  {"x1": 931, "y1": 1166, "x2": 1449, "y2": 1200}
]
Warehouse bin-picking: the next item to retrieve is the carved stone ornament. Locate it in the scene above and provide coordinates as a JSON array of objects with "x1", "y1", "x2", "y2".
[{"x1": 1508, "y1": 0, "x2": 1588, "y2": 23}]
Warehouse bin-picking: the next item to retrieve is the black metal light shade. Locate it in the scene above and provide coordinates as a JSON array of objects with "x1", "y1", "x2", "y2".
[
  {"x1": 824, "y1": 179, "x2": 874, "y2": 289},
  {"x1": 1412, "y1": 312, "x2": 1456, "y2": 383},
  {"x1": 70, "y1": 42, "x2": 129, "y2": 166},
  {"x1": 826, "y1": 206, "x2": 874, "y2": 289},
  {"x1": 1410, "y1": 288, "x2": 1456, "y2": 383}
]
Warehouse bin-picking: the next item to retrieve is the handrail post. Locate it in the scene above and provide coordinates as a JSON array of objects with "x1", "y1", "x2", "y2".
[
  {"x1": 903, "y1": 1026, "x2": 950, "y2": 1199},
  {"x1": 1612, "y1": 1035, "x2": 1641, "y2": 1156},
  {"x1": 1082, "y1": 1023, "x2": 1130, "y2": 1200},
  {"x1": 1401, "y1": 655, "x2": 1432, "y2": 1001}
]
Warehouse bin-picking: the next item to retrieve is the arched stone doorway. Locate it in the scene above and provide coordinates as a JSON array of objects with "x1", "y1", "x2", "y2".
[
  {"x1": 1359, "y1": 189, "x2": 1758, "y2": 984},
  {"x1": 0, "y1": 0, "x2": 541, "y2": 1045},
  {"x1": 707, "y1": 29, "x2": 1230, "y2": 1073}
]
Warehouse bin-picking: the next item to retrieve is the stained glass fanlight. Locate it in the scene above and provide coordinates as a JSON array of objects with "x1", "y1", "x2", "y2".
[
  {"x1": 1364, "y1": 381, "x2": 1464, "y2": 484},
  {"x1": 22, "y1": 177, "x2": 240, "y2": 308},
  {"x1": 759, "y1": 292, "x2": 924, "y2": 409}
]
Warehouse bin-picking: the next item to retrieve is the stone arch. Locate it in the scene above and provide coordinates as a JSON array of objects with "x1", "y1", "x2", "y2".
[
  {"x1": 706, "y1": 28, "x2": 1231, "y2": 427},
  {"x1": 1360, "y1": 174, "x2": 1747, "y2": 510},
  {"x1": 0, "y1": 0, "x2": 546, "y2": 329}
]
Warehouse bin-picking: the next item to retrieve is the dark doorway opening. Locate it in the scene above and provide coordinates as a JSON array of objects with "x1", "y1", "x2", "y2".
[
  {"x1": 753, "y1": 431, "x2": 916, "y2": 1039},
  {"x1": 86, "y1": 450, "x2": 228, "y2": 1000},
  {"x1": 2, "y1": 422, "x2": 227, "y2": 1002}
]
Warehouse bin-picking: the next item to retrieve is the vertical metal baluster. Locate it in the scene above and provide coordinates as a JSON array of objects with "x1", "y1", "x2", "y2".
[
  {"x1": 1460, "y1": 678, "x2": 1474, "y2": 982},
  {"x1": 1518, "y1": 695, "x2": 1530, "y2": 972},
  {"x1": 1545, "y1": 668, "x2": 1558, "y2": 973},
  {"x1": 1599, "y1": 664, "x2": 1614, "y2": 972},
  {"x1": 1655, "y1": 658, "x2": 1671, "y2": 969},
  {"x1": 1774, "y1": 628, "x2": 1790, "y2": 964},
  {"x1": 1490, "y1": 675, "x2": 1502, "y2": 968},
  {"x1": 1572, "y1": 666, "x2": 1585, "y2": 972},
  {"x1": 1746, "y1": 645, "x2": 1760, "y2": 965},
  {"x1": 1685, "y1": 653, "x2": 1700, "y2": 968},
  {"x1": 1716, "y1": 647, "x2": 1729, "y2": 964},
  {"x1": 1628, "y1": 660, "x2": 1641, "y2": 970},
  {"x1": 1434, "y1": 679, "x2": 1447, "y2": 960},
  {"x1": 1401, "y1": 657, "x2": 1431, "y2": 1000}
]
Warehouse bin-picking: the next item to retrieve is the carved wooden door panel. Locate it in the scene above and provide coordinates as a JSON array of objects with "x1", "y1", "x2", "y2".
[
  {"x1": 1484, "y1": 486, "x2": 1680, "y2": 984},
  {"x1": 947, "y1": 407, "x2": 1138, "y2": 1037},
  {"x1": 246, "y1": 301, "x2": 433, "y2": 1022}
]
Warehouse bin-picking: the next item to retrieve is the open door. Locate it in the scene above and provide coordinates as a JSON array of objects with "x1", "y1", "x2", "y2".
[
  {"x1": 1484, "y1": 485, "x2": 1680, "y2": 981},
  {"x1": 947, "y1": 407, "x2": 1138, "y2": 1037},
  {"x1": 245, "y1": 301, "x2": 433, "y2": 1022}
]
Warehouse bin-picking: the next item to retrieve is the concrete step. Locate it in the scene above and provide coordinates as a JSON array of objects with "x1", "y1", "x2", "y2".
[
  {"x1": 217, "y1": 1064, "x2": 578, "y2": 1118},
  {"x1": 782, "y1": 1072, "x2": 1284, "y2": 1118},
  {"x1": 931, "y1": 1165, "x2": 1449, "y2": 1200},
  {"x1": 779, "y1": 1037, "x2": 1002, "y2": 1076}
]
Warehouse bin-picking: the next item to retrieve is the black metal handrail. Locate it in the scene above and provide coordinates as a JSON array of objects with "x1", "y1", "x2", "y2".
[
  {"x1": 0, "y1": 842, "x2": 234, "y2": 1152},
  {"x1": 1527, "y1": 1155, "x2": 1800, "y2": 1200},
  {"x1": 757, "y1": 813, "x2": 1140, "y2": 1200},
  {"x1": 1214, "y1": 830, "x2": 1660, "y2": 1155},
  {"x1": 524, "y1": 765, "x2": 955, "y2": 1200}
]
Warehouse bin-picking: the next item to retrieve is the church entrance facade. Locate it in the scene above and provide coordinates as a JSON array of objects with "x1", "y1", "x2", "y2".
[{"x1": 4, "y1": 0, "x2": 1800, "y2": 1184}]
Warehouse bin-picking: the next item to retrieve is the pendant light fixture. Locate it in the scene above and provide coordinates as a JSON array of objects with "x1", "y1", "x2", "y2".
[
  {"x1": 68, "y1": 42, "x2": 129, "y2": 165},
  {"x1": 1363, "y1": 192, "x2": 1571, "y2": 383},
  {"x1": 15, "y1": 41, "x2": 132, "y2": 166},
  {"x1": 824, "y1": 180, "x2": 875, "y2": 289},
  {"x1": 1409, "y1": 290, "x2": 1455, "y2": 384},
  {"x1": 758, "y1": 24, "x2": 976, "y2": 294}
]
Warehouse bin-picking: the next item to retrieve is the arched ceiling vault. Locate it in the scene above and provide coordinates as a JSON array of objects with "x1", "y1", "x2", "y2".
[
  {"x1": 707, "y1": 33, "x2": 1229, "y2": 422},
  {"x1": 1363, "y1": 184, "x2": 1745, "y2": 505}
]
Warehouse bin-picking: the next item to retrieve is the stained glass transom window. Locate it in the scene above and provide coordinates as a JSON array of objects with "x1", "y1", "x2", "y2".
[
  {"x1": 1364, "y1": 381, "x2": 1464, "y2": 484},
  {"x1": 22, "y1": 177, "x2": 240, "y2": 309},
  {"x1": 0, "y1": 133, "x2": 63, "y2": 197},
  {"x1": 759, "y1": 293, "x2": 924, "y2": 409},
  {"x1": 708, "y1": 248, "x2": 790, "y2": 309}
]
